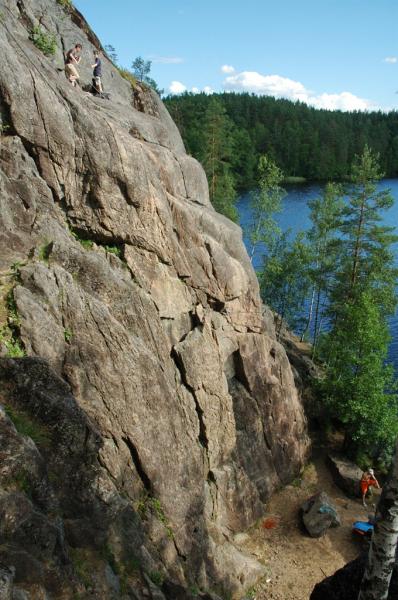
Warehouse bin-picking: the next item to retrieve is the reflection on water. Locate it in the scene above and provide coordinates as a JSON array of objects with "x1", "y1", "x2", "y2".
[{"x1": 237, "y1": 179, "x2": 398, "y2": 370}]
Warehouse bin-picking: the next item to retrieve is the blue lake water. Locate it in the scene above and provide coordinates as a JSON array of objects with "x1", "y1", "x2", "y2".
[{"x1": 237, "y1": 179, "x2": 398, "y2": 370}]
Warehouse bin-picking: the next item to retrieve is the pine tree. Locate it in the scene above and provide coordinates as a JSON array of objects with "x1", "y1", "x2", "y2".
[
  {"x1": 200, "y1": 98, "x2": 237, "y2": 221},
  {"x1": 304, "y1": 183, "x2": 344, "y2": 353},
  {"x1": 132, "y1": 56, "x2": 151, "y2": 82},
  {"x1": 319, "y1": 148, "x2": 398, "y2": 459},
  {"x1": 318, "y1": 291, "x2": 398, "y2": 455}
]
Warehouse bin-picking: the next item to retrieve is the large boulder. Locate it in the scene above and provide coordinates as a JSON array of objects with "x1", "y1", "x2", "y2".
[
  {"x1": 0, "y1": 0, "x2": 310, "y2": 596},
  {"x1": 310, "y1": 554, "x2": 398, "y2": 600},
  {"x1": 327, "y1": 455, "x2": 363, "y2": 498},
  {"x1": 301, "y1": 492, "x2": 341, "y2": 538}
]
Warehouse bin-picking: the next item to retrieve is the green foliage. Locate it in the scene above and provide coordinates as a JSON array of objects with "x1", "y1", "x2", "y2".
[
  {"x1": 164, "y1": 92, "x2": 398, "y2": 188},
  {"x1": 56, "y1": 0, "x2": 72, "y2": 10},
  {"x1": 10, "y1": 469, "x2": 32, "y2": 497},
  {"x1": 189, "y1": 585, "x2": 200, "y2": 597},
  {"x1": 31, "y1": 26, "x2": 57, "y2": 56},
  {"x1": 0, "y1": 289, "x2": 26, "y2": 358},
  {"x1": 100, "y1": 544, "x2": 119, "y2": 574},
  {"x1": 136, "y1": 494, "x2": 174, "y2": 539},
  {"x1": 132, "y1": 56, "x2": 151, "y2": 82},
  {"x1": 200, "y1": 97, "x2": 238, "y2": 221},
  {"x1": 317, "y1": 148, "x2": 398, "y2": 460},
  {"x1": 317, "y1": 292, "x2": 398, "y2": 458},
  {"x1": 10, "y1": 262, "x2": 24, "y2": 281},
  {"x1": 70, "y1": 229, "x2": 94, "y2": 249},
  {"x1": 149, "y1": 570, "x2": 164, "y2": 587},
  {"x1": 104, "y1": 245, "x2": 122, "y2": 258},
  {"x1": 131, "y1": 56, "x2": 163, "y2": 95},
  {"x1": 2, "y1": 336, "x2": 25, "y2": 358},
  {"x1": 6, "y1": 291, "x2": 20, "y2": 327},
  {"x1": 4, "y1": 405, "x2": 51, "y2": 447},
  {"x1": 64, "y1": 328, "x2": 73, "y2": 343},
  {"x1": 260, "y1": 231, "x2": 312, "y2": 335},
  {"x1": 38, "y1": 240, "x2": 53, "y2": 262},
  {"x1": 70, "y1": 548, "x2": 92, "y2": 588},
  {"x1": 249, "y1": 154, "x2": 285, "y2": 262},
  {"x1": 304, "y1": 183, "x2": 344, "y2": 353},
  {"x1": 0, "y1": 123, "x2": 10, "y2": 135}
]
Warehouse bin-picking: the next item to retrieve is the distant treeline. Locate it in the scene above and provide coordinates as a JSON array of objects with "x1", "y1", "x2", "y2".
[{"x1": 164, "y1": 92, "x2": 398, "y2": 190}]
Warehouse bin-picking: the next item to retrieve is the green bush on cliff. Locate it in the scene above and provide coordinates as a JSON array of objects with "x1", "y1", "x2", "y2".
[
  {"x1": 31, "y1": 26, "x2": 57, "y2": 56},
  {"x1": 56, "y1": 0, "x2": 72, "y2": 10}
]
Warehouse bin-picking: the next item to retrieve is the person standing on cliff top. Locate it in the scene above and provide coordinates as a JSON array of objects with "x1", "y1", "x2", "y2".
[
  {"x1": 361, "y1": 468, "x2": 380, "y2": 507},
  {"x1": 91, "y1": 50, "x2": 103, "y2": 95},
  {"x1": 65, "y1": 43, "x2": 82, "y2": 87}
]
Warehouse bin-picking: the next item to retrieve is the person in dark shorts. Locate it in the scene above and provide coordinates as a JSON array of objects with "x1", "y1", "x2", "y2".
[
  {"x1": 65, "y1": 43, "x2": 82, "y2": 87},
  {"x1": 91, "y1": 50, "x2": 103, "y2": 94}
]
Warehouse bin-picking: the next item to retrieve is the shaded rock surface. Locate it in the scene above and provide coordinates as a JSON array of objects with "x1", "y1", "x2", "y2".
[
  {"x1": 310, "y1": 554, "x2": 398, "y2": 600},
  {"x1": 0, "y1": 0, "x2": 309, "y2": 597},
  {"x1": 301, "y1": 491, "x2": 340, "y2": 538},
  {"x1": 327, "y1": 454, "x2": 363, "y2": 498}
]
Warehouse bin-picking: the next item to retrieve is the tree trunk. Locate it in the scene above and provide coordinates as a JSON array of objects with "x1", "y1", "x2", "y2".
[
  {"x1": 351, "y1": 194, "x2": 366, "y2": 290},
  {"x1": 301, "y1": 286, "x2": 316, "y2": 342},
  {"x1": 311, "y1": 287, "x2": 322, "y2": 359},
  {"x1": 358, "y1": 438, "x2": 398, "y2": 600}
]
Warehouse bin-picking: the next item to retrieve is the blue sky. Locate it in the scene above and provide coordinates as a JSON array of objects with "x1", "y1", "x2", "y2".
[{"x1": 74, "y1": 0, "x2": 398, "y2": 111}]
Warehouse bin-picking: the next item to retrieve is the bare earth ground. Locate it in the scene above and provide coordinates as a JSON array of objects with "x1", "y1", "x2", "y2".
[{"x1": 237, "y1": 452, "x2": 381, "y2": 600}]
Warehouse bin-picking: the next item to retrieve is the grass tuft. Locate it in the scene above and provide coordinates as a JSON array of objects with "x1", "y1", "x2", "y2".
[{"x1": 31, "y1": 26, "x2": 57, "y2": 56}]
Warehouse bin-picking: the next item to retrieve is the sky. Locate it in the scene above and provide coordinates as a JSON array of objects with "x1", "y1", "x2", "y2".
[{"x1": 74, "y1": 0, "x2": 398, "y2": 112}]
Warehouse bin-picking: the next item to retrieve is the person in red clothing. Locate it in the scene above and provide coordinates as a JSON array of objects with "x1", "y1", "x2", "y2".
[{"x1": 361, "y1": 468, "x2": 380, "y2": 507}]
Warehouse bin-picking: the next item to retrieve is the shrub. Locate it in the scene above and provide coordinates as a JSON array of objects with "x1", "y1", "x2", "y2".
[
  {"x1": 56, "y1": 0, "x2": 72, "y2": 10},
  {"x1": 38, "y1": 240, "x2": 53, "y2": 262},
  {"x1": 2, "y1": 336, "x2": 25, "y2": 358},
  {"x1": 64, "y1": 328, "x2": 73, "y2": 343},
  {"x1": 31, "y1": 26, "x2": 57, "y2": 56},
  {"x1": 104, "y1": 245, "x2": 122, "y2": 258},
  {"x1": 149, "y1": 571, "x2": 164, "y2": 587},
  {"x1": 0, "y1": 290, "x2": 25, "y2": 358}
]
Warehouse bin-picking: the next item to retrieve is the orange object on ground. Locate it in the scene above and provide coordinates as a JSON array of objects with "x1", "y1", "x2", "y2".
[{"x1": 262, "y1": 516, "x2": 280, "y2": 529}]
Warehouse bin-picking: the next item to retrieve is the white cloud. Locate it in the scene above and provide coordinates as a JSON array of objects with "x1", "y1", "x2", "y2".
[
  {"x1": 169, "y1": 83, "x2": 213, "y2": 95},
  {"x1": 221, "y1": 64, "x2": 235, "y2": 74},
  {"x1": 309, "y1": 92, "x2": 370, "y2": 111},
  {"x1": 169, "y1": 80, "x2": 187, "y2": 94},
  {"x1": 149, "y1": 55, "x2": 184, "y2": 64},
  {"x1": 383, "y1": 56, "x2": 397, "y2": 64},
  {"x1": 223, "y1": 70, "x2": 373, "y2": 111}
]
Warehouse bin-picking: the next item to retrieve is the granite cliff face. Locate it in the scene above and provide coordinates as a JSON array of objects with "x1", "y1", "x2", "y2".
[{"x1": 0, "y1": 1, "x2": 309, "y2": 597}]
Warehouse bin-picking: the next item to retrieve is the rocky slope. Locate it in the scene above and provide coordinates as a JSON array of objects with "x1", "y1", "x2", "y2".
[{"x1": 0, "y1": 1, "x2": 309, "y2": 597}]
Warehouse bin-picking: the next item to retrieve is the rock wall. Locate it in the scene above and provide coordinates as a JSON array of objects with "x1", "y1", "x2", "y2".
[{"x1": 0, "y1": 0, "x2": 309, "y2": 597}]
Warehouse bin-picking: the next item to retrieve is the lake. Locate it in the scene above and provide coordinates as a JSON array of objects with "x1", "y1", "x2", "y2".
[{"x1": 237, "y1": 179, "x2": 398, "y2": 370}]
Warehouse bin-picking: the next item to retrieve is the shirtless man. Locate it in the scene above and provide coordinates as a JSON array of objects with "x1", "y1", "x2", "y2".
[{"x1": 65, "y1": 43, "x2": 82, "y2": 87}]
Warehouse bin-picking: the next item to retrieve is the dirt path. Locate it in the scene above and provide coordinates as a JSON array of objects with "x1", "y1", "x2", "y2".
[{"x1": 237, "y1": 454, "x2": 379, "y2": 599}]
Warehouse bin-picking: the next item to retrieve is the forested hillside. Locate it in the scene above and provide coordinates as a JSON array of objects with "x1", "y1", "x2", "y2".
[{"x1": 165, "y1": 93, "x2": 398, "y2": 189}]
